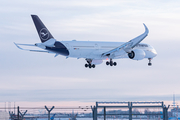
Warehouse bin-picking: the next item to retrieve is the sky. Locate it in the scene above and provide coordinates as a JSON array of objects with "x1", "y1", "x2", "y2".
[{"x1": 0, "y1": 0, "x2": 180, "y2": 108}]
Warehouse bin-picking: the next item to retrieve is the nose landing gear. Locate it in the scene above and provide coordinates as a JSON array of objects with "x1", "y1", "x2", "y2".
[
  {"x1": 148, "y1": 58, "x2": 152, "y2": 66},
  {"x1": 106, "y1": 59, "x2": 117, "y2": 66}
]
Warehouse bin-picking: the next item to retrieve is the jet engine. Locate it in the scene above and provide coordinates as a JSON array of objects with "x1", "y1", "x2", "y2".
[{"x1": 128, "y1": 49, "x2": 145, "y2": 60}]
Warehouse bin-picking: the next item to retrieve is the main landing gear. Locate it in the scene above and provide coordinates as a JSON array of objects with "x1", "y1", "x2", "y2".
[
  {"x1": 148, "y1": 58, "x2": 152, "y2": 66},
  {"x1": 85, "y1": 63, "x2": 95, "y2": 68},
  {"x1": 85, "y1": 59, "x2": 96, "y2": 69},
  {"x1": 106, "y1": 59, "x2": 117, "y2": 66}
]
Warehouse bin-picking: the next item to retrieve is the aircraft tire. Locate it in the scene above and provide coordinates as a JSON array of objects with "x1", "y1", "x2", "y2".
[
  {"x1": 148, "y1": 63, "x2": 152, "y2": 66},
  {"x1": 106, "y1": 61, "x2": 109, "y2": 65},
  {"x1": 89, "y1": 64, "x2": 92, "y2": 68},
  {"x1": 110, "y1": 63, "x2": 113, "y2": 66},
  {"x1": 110, "y1": 61, "x2": 113, "y2": 66},
  {"x1": 92, "y1": 64, "x2": 95, "y2": 68},
  {"x1": 85, "y1": 64, "x2": 89, "y2": 68}
]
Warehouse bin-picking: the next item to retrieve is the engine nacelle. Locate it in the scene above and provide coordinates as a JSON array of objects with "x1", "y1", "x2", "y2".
[{"x1": 128, "y1": 49, "x2": 145, "y2": 60}]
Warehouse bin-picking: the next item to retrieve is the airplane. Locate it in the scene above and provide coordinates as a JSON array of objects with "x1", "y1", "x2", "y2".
[{"x1": 14, "y1": 15, "x2": 157, "y2": 69}]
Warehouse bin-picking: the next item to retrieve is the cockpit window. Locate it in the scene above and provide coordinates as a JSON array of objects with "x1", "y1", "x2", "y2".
[{"x1": 136, "y1": 44, "x2": 148, "y2": 47}]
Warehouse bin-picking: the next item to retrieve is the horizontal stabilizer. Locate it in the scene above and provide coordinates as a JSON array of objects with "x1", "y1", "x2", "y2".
[{"x1": 14, "y1": 43, "x2": 52, "y2": 53}]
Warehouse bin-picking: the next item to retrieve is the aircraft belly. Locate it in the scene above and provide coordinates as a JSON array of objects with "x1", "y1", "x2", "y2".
[
  {"x1": 68, "y1": 49, "x2": 81, "y2": 58},
  {"x1": 68, "y1": 49, "x2": 105, "y2": 59}
]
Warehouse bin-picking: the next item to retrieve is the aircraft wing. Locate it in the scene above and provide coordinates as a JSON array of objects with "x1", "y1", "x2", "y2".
[
  {"x1": 14, "y1": 43, "x2": 52, "y2": 53},
  {"x1": 102, "y1": 24, "x2": 149, "y2": 57}
]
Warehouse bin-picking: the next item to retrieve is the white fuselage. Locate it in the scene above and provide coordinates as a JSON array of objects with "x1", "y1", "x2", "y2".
[{"x1": 61, "y1": 40, "x2": 157, "y2": 60}]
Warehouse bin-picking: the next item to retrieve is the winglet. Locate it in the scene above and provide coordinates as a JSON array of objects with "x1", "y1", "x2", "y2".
[
  {"x1": 143, "y1": 23, "x2": 149, "y2": 34},
  {"x1": 101, "y1": 23, "x2": 150, "y2": 57},
  {"x1": 128, "y1": 23, "x2": 149, "y2": 48}
]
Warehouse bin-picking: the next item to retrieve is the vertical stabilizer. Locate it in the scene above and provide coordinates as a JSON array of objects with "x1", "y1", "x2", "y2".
[{"x1": 31, "y1": 15, "x2": 54, "y2": 43}]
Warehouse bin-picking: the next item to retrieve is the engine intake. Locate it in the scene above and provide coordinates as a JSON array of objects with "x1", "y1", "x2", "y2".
[{"x1": 128, "y1": 49, "x2": 145, "y2": 60}]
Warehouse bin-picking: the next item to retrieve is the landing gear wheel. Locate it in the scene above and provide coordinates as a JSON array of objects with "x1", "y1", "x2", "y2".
[
  {"x1": 110, "y1": 63, "x2": 113, "y2": 66},
  {"x1": 107, "y1": 59, "x2": 117, "y2": 67},
  {"x1": 89, "y1": 64, "x2": 92, "y2": 68},
  {"x1": 110, "y1": 61, "x2": 113, "y2": 66},
  {"x1": 148, "y1": 58, "x2": 152, "y2": 66},
  {"x1": 148, "y1": 63, "x2": 152, "y2": 66},
  {"x1": 92, "y1": 64, "x2": 95, "y2": 68},
  {"x1": 113, "y1": 62, "x2": 117, "y2": 66},
  {"x1": 106, "y1": 61, "x2": 110, "y2": 65},
  {"x1": 85, "y1": 64, "x2": 89, "y2": 68},
  {"x1": 85, "y1": 59, "x2": 94, "y2": 68}
]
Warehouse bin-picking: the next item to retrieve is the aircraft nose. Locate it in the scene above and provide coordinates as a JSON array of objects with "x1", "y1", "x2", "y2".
[{"x1": 152, "y1": 49, "x2": 157, "y2": 57}]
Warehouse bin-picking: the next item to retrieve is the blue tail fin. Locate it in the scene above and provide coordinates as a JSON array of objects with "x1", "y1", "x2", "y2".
[{"x1": 31, "y1": 15, "x2": 54, "y2": 43}]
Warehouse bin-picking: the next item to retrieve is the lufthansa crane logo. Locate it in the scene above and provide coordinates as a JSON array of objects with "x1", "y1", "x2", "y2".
[{"x1": 39, "y1": 28, "x2": 49, "y2": 41}]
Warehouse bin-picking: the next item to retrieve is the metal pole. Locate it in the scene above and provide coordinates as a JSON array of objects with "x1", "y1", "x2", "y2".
[
  {"x1": 91, "y1": 106, "x2": 94, "y2": 120},
  {"x1": 166, "y1": 105, "x2": 170, "y2": 120},
  {"x1": 165, "y1": 107, "x2": 168, "y2": 120},
  {"x1": 45, "y1": 106, "x2": 55, "y2": 120},
  {"x1": 91, "y1": 106, "x2": 96, "y2": 120},
  {"x1": 9, "y1": 111, "x2": 12, "y2": 120},
  {"x1": 95, "y1": 106, "x2": 97, "y2": 120},
  {"x1": 14, "y1": 102, "x2": 15, "y2": 115},
  {"x1": 163, "y1": 107, "x2": 165, "y2": 120},
  {"x1": 163, "y1": 105, "x2": 169, "y2": 120},
  {"x1": 104, "y1": 107, "x2": 106, "y2": 120},
  {"x1": 17, "y1": 106, "x2": 19, "y2": 120},
  {"x1": 19, "y1": 110, "x2": 28, "y2": 120},
  {"x1": 48, "y1": 112, "x2": 50, "y2": 120},
  {"x1": 129, "y1": 102, "x2": 132, "y2": 120},
  {"x1": 166, "y1": 107, "x2": 168, "y2": 120}
]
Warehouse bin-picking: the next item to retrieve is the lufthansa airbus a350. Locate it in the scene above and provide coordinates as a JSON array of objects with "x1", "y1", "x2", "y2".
[{"x1": 15, "y1": 15, "x2": 157, "y2": 68}]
